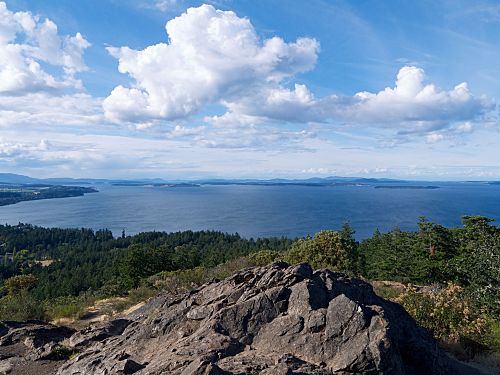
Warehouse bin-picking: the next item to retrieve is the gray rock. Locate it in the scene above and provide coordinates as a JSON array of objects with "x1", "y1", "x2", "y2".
[
  {"x1": 68, "y1": 318, "x2": 131, "y2": 349},
  {"x1": 55, "y1": 262, "x2": 481, "y2": 374},
  {"x1": 0, "y1": 359, "x2": 13, "y2": 375},
  {"x1": 0, "y1": 320, "x2": 74, "y2": 361}
]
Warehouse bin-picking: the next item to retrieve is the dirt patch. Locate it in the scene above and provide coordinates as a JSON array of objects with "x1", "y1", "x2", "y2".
[
  {"x1": 52, "y1": 297, "x2": 129, "y2": 328},
  {"x1": 35, "y1": 259, "x2": 56, "y2": 267},
  {"x1": 120, "y1": 301, "x2": 146, "y2": 316}
]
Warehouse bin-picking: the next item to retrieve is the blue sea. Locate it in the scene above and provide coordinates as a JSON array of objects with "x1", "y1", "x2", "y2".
[{"x1": 0, "y1": 183, "x2": 499, "y2": 239}]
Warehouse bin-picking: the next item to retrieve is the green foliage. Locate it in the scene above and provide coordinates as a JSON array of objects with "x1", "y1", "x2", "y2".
[
  {"x1": 396, "y1": 283, "x2": 488, "y2": 343},
  {"x1": 49, "y1": 345, "x2": 75, "y2": 359},
  {"x1": 339, "y1": 223, "x2": 360, "y2": 274},
  {"x1": 247, "y1": 250, "x2": 282, "y2": 266},
  {"x1": 0, "y1": 274, "x2": 45, "y2": 320},
  {"x1": 0, "y1": 216, "x2": 498, "y2": 347},
  {"x1": 0, "y1": 290, "x2": 46, "y2": 321},
  {"x1": 450, "y1": 216, "x2": 500, "y2": 314},
  {"x1": 485, "y1": 320, "x2": 500, "y2": 352},
  {"x1": 2, "y1": 274, "x2": 37, "y2": 295},
  {"x1": 147, "y1": 256, "x2": 256, "y2": 296},
  {"x1": 43, "y1": 294, "x2": 97, "y2": 320},
  {"x1": 360, "y1": 216, "x2": 499, "y2": 317},
  {"x1": 285, "y1": 230, "x2": 354, "y2": 273},
  {"x1": 149, "y1": 267, "x2": 208, "y2": 294},
  {"x1": 371, "y1": 281, "x2": 405, "y2": 300},
  {"x1": 0, "y1": 224, "x2": 292, "y2": 302},
  {"x1": 118, "y1": 232, "x2": 292, "y2": 289}
]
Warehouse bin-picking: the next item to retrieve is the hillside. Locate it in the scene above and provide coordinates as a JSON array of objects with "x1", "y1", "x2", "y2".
[{"x1": 0, "y1": 219, "x2": 498, "y2": 373}]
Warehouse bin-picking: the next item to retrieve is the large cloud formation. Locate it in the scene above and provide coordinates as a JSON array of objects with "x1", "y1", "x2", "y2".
[
  {"x1": 103, "y1": 4, "x2": 319, "y2": 123},
  {"x1": 105, "y1": 4, "x2": 494, "y2": 138}
]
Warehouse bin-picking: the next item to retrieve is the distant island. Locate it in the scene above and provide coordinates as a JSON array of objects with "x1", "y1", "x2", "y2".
[
  {"x1": 0, "y1": 172, "x2": 407, "y2": 187},
  {"x1": 111, "y1": 182, "x2": 200, "y2": 187},
  {"x1": 0, "y1": 184, "x2": 97, "y2": 206},
  {"x1": 374, "y1": 185, "x2": 440, "y2": 189},
  {"x1": 0, "y1": 173, "x2": 451, "y2": 208}
]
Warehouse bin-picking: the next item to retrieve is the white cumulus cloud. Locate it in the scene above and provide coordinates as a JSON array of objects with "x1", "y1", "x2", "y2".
[
  {"x1": 103, "y1": 4, "x2": 319, "y2": 123},
  {"x1": 0, "y1": 1, "x2": 90, "y2": 95},
  {"x1": 103, "y1": 3, "x2": 495, "y2": 145},
  {"x1": 0, "y1": 2, "x2": 100, "y2": 129},
  {"x1": 346, "y1": 66, "x2": 493, "y2": 125}
]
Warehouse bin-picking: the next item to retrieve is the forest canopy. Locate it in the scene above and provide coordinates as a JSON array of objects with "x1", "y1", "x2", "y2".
[{"x1": 0, "y1": 217, "x2": 498, "y2": 321}]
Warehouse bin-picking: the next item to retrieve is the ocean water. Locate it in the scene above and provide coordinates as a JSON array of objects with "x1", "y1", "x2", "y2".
[{"x1": 0, "y1": 183, "x2": 499, "y2": 239}]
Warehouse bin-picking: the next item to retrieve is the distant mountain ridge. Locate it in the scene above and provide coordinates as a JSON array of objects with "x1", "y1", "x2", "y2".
[
  {"x1": 0, "y1": 173, "x2": 409, "y2": 186},
  {"x1": 1, "y1": 172, "x2": 498, "y2": 187}
]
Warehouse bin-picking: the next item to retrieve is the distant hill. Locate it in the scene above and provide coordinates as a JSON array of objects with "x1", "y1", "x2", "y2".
[
  {"x1": 0, "y1": 173, "x2": 108, "y2": 185},
  {"x1": 0, "y1": 173, "x2": 40, "y2": 184},
  {"x1": 4, "y1": 172, "x2": 496, "y2": 187}
]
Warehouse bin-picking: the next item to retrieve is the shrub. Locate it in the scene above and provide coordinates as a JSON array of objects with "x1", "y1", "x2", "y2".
[
  {"x1": 0, "y1": 291, "x2": 46, "y2": 321},
  {"x1": 3, "y1": 274, "x2": 37, "y2": 295},
  {"x1": 247, "y1": 250, "x2": 281, "y2": 266},
  {"x1": 149, "y1": 267, "x2": 207, "y2": 294},
  {"x1": 285, "y1": 231, "x2": 353, "y2": 273},
  {"x1": 396, "y1": 282, "x2": 488, "y2": 343},
  {"x1": 50, "y1": 345, "x2": 75, "y2": 359},
  {"x1": 127, "y1": 286, "x2": 158, "y2": 304},
  {"x1": 44, "y1": 295, "x2": 95, "y2": 320},
  {"x1": 146, "y1": 257, "x2": 256, "y2": 296},
  {"x1": 371, "y1": 281, "x2": 405, "y2": 300},
  {"x1": 0, "y1": 274, "x2": 45, "y2": 321}
]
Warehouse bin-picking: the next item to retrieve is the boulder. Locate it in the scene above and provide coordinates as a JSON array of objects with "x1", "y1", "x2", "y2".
[{"x1": 57, "y1": 262, "x2": 482, "y2": 374}]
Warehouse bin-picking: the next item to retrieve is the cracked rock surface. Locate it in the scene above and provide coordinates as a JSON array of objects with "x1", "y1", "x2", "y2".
[{"x1": 55, "y1": 262, "x2": 480, "y2": 375}]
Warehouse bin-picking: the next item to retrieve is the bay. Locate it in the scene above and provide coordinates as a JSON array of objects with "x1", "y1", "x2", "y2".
[{"x1": 0, "y1": 183, "x2": 499, "y2": 239}]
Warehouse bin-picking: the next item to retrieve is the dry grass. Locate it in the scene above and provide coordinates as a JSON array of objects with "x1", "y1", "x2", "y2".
[
  {"x1": 35, "y1": 259, "x2": 56, "y2": 267},
  {"x1": 371, "y1": 280, "x2": 406, "y2": 300}
]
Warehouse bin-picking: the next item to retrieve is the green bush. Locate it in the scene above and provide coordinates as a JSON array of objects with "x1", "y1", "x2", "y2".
[
  {"x1": 127, "y1": 286, "x2": 158, "y2": 304},
  {"x1": 396, "y1": 283, "x2": 488, "y2": 343},
  {"x1": 43, "y1": 295, "x2": 96, "y2": 320},
  {"x1": 50, "y1": 345, "x2": 75, "y2": 359},
  {"x1": 247, "y1": 250, "x2": 282, "y2": 266},
  {"x1": 0, "y1": 291, "x2": 46, "y2": 321},
  {"x1": 285, "y1": 231, "x2": 353, "y2": 273},
  {"x1": 146, "y1": 257, "x2": 256, "y2": 295},
  {"x1": 2, "y1": 274, "x2": 38, "y2": 295}
]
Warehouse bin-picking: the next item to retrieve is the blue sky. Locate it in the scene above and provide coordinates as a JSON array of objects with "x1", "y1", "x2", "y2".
[{"x1": 0, "y1": 0, "x2": 499, "y2": 179}]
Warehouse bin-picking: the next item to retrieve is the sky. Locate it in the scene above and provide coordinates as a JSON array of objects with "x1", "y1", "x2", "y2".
[{"x1": 0, "y1": 0, "x2": 499, "y2": 180}]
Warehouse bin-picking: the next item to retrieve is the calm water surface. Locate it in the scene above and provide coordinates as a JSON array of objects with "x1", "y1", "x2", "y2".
[{"x1": 0, "y1": 183, "x2": 499, "y2": 239}]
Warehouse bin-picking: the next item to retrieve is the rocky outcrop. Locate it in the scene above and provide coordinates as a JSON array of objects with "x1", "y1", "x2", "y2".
[
  {"x1": 55, "y1": 262, "x2": 481, "y2": 375},
  {"x1": 0, "y1": 320, "x2": 74, "y2": 361},
  {"x1": 0, "y1": 320, "x2": 75, "y2": 375}
]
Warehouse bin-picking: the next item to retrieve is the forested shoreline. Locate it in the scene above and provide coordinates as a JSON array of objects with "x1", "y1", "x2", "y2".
[{"x1": 0, "y1": 185, "x2": 97, "y2": 206}]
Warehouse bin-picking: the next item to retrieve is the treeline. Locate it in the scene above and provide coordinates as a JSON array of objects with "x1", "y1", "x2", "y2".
[
  {"x1": 0, "y1": 224, "x2": 292, "y2": 300},
  {"x1": 1, "y1": 217, "x2": 498, "y2": 318},
  {"x1": 360, "y1": 216, "x2": 499, "y2": 313}
]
